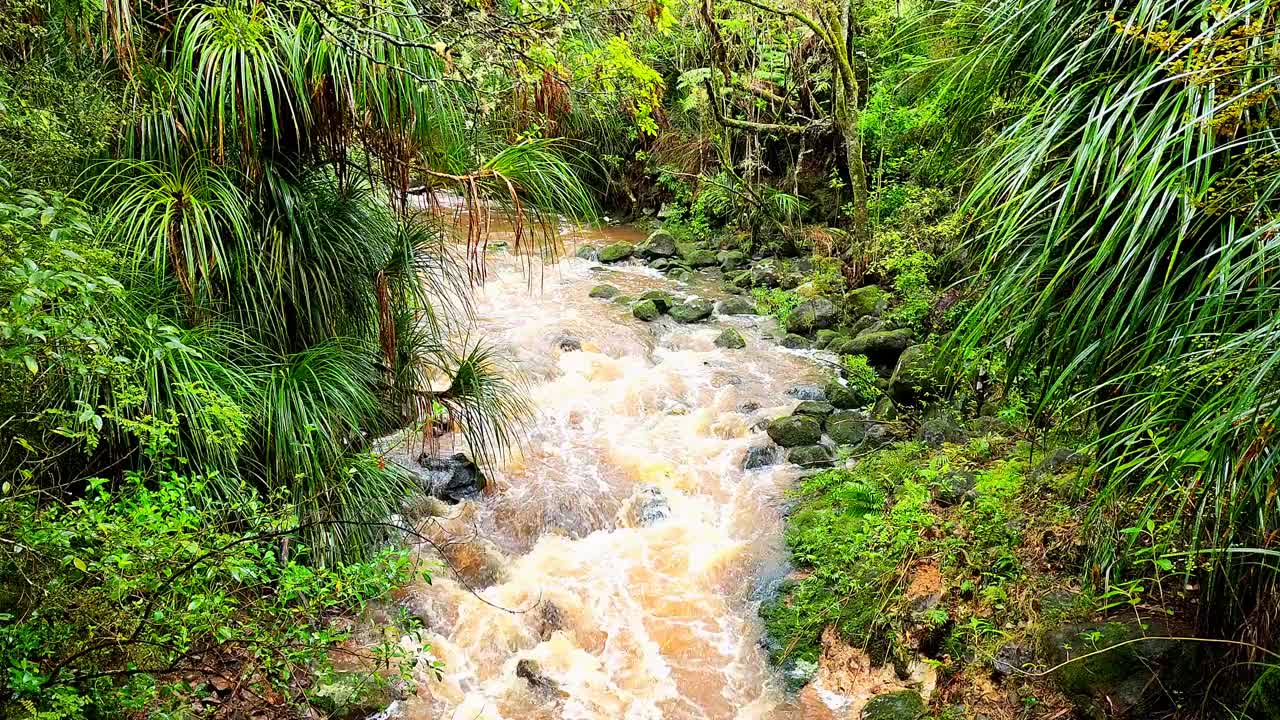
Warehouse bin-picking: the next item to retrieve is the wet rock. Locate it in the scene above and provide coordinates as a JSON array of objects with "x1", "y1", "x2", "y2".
[
  {"x1": 813, "y1": 329, "x2": 840, "y2": 350},
  {"x1": 574, "y1": 244, "x2": 599, "y2": 261},
  {"x1": 767, "y1": 415, "x2": 822, "y2": 447},
  {"x1": 743, "y1": 445, "x2": 779, "y2": 470},
  {"x1": 781, "y1": 658, "x2": 819, "y2": 693},
  {"x1": 785, "y1": 297, "x2": 838, "y2": 335},
  {"x1": 669, "y1": 298, "x2": 714, "y2": 323},
  {"x1": 718, "y1": 249, "x2": 748, "y2": 271},
  {"x1": 611, "y1": 294, "x2": 633, "y2": 305},
  {"x1": 537, "y1": 602, "x2": 563, "y2": 640},
  {"x1": 649, "y1": 257, "x2": 673, "y2": 271},
  {"x1": 864, "y1": 423, "x2": 894, "y2": 448},
  {"x1": 669, "y1": 268, "x2": 694, "y2": 283},
  {"x1": 413, "y1": 452, "x2": 486, "y2": 503},
  {"x1": 1042, "y1": 620, "x2": 1192, "y2": 718},
  {"x1": 638, "y1": 289, "x2": 675, "y2": 312},
  {"x1": 598, "y1": 242, "x2": 634, "y2": 263},
  {"x1": 677, "y1": 242, "x2": 719, "y2": 268},
  {"x1": 786, "y1": 384, "x2": 826, "y2": 401},
  {"x1": 312, "y1": 672, "x2": 406, "y2": 720},
  {"x1": 861, "y1": 689, "x2": 926, "y2": 720},
  {"x1": 715, "y1": 327, "x2": 747, "y2": 349},
  {"x1": 889, "y1": 344, "x2": 947, "y2": 406},
  {"x1": 846, "y1": 285, "x2": 888, "y2": 318},
  {"x1": 825, "y1": 380, "x2": 862, "y2": 410},
  {"x1": 630, "y1": 485, "x2": 671, "y2": 526},
  {"x1": 841, "y1": 328, "x2": 913, "y2": 365},
  {"x1": 1035, "y1": 447, "x2": 1088, "y2": 476},
  {"x1": 778, "y1": 333, "x2": 809, "y2": 349},
  {"x1": 793, "y1": 400, "x2": 834, "y2": 417},
  {"x1": 750, "y1": 261, "x2": 781, "y2": 288},
  {"x1": 738, "y1": 400, "x2": 761, "y2": 413},
  {"x1": 588, "y1": 283, "x2": 619, "y2": 299},
  {"x1": 636, "y1": 229, "x2": 677, "y2": 258},
  {"x1": 919, "y1": 415, "x2": 964, "y2": 447},
  {"x1": 827, "y1": 410, "x2": 869, "y2": 446},
  {"x1": 934, "y1": 471, "x2": 977, "y2": 507},
  {"x1": 716, "y1": 296, "x2": 757, "y2": 315},
  {"x1": 553, "y1": 333, "x2": 582, "y2": 352},
  {"x1": 632, "y1": 299, "x2": 660, "y2": 321},
  {"x1": 787, "y1": 444, "x2": 834, "y2": 468},
  {"x1": 515, "y1": 658, "x2": 563, "y2": 697}
]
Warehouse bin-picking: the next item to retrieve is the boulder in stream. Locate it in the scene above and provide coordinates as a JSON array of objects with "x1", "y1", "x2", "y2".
[
  {"x1": 840, "y1": 328, "x2": 913, "y2": 366},
  {"x1": 574, "y1": 245, "x2": 599, "y2": 261},
  {"x1": 628, "y1": 485, "x2": 671, "y2": 526},
  {"x1": 845, "y1": 285, "x2": 888, "y2": 319},
  {"x1": 780, "y1": 333, "x2": 811, "y2": 349},
  {"x1": 669, "y1": 298, "x2": 714, "y2": 323},
  {"x1": 637, "y1": 229, "x2": 677, "y2": 258},
  {"x1": 827, "y1": 410, "x2": 869, "y2": 446},
  {"x1": 715, "y1": 327, "x2": 746, "y2": 349},
  {"x1": 588, "y1": 283, "x2": 619, "y2": 299},
  {"x1": 792, "y1": 400, "x2": 834, "y2": 417},
  {"x1": 786, "y1": 384, "x2": 826, "y2": 401},
  {"x1": 767, "y1": 415, "x2": 822, "y2": 447},
  {"x1": 638, "y1": 289, "x2": 675, "y2": 312},
  {"x1": 598, "y1": 242, "x2": 634, "y2": 263},
  {"x1": 516, "y1": 658, "x2": 565, "y2": 698},
  {"x1": 413, "y1": 452, "x2": 486, "y2": 503},
  {"x1": 785, "y1": 297, "x2": 838, "y2": 335},
  {"x1": 632, "y1": 299, "x2": 660, "y2": 321},
  {"x1": 787, "y1": 444, "x2": 834, "y2": 468},
  {"x1": 743, "y1": 445, "x2": 779, "y2": 470},
  {"x1": 716, "y1": 296, "x2": 757, "y2": 315},
  {"x1": 718, "y1": 249, "x2": 747, "y2": 271}
]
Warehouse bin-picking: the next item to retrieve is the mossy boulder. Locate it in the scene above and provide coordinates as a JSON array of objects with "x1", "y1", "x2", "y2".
[
  {"x1": 825, "y1": 380, "x2": 869, "y2": 410},
  {"x1": 669, "y1": 298, "x2": 714, "y2": 323},
  {"x1": 780, "y1": 333, "x2": 811, "y2": 349},
  {"x1": 785, "y1": 297, "x2": 838, "y2": 335},
  {"x1": 676, "y1": 242, "x2": 720, "y2": 268},
  {"x1": 632, "y1": 299, "x2": 660, "y2": 321},
  {"x1": 840, "y1": 328, "x2": 913, "y2": 365},
  {"x1": 845, "y1": 285, "x2": 888, "y2": 318},
  {"x1": 638, "y1": 289, "x2": 675, "y2": 313},
  {"x1": 598, "y1": 242, "x2": 634, "y2": 263},
  {"x1": 1042, "y1": 620, "x2": 1192, "y2": 718},
  {"x1": 716, "y1": 296, "x2": 757, "y2": 315},
  {"x1": 588, "y1": 283, "x2": 619, "y2": 299},
  {"x1": 814, "y1": 329, "x2": 841, "y2": 350},
  {"x1": 636, "y1": 229, "x2": 677, "y2": 258},
  {"x1": 612, "y1": 294, "x2": 633, "y2": 305},
  {"x1": 827, "y1": 410, "x2": 869, "y2": 445},
  {"x1": 714, "y1": 327, "x2": 746, "y2": 349},
  {"x1": 718, "y1": 249, "x2": 748, "y2": 271},
  {"x1": 750, "y1": 261, "x2": 781, "y2": 288},
  {"x1": 574, "y1": 244, "x2": 599, "y2": 261},
  {"x1": 792, "y1": 400, "x2": 834, "y2": 417},
  {"x1": 861, "y1": 690, "x2": 926, "y2": 720},
  {"x1": 312, "y1": 672, "x2": 404, "y2": 720},
  {"x1": 787, "y1": 444, "x2": 834, "y2": 468},
  {"x1": 766, "y1": 415, "x2": 822, "y2": 447},
  {"x1": 889, "y1": 344, "x2": 947, "y2": 405}
]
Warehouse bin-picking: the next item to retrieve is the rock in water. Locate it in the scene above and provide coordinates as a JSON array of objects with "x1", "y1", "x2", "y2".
[
  {"x1": 786, "y1": 384, "x2": 826, "y2": 401},
  {"x1": 715, "y1": 296, "x2": 757, "y2": 315},
  {"x1": 413, "y1": 452, "x2": 485, "y2": 503},
  {"x1": 742, "y1": 445, "x2": 778, "y2": 470},
  {"x1": 574, "y1": 245, "x2": 599, "y2": 261},
  {"x1": 787, "y1": 444, "x2": 834, "y2": 468},
  {"x1": 718, "y1": 249, "x2": 747, "y2": 271},
  {"x1": 628, "y1": 486, "x2": 671, "y2": 526},
  {"x1": 638, "y1": 289, "x2": 675, "y2": 312},
  {"x1": 715, "y1": 327, "x2": 747, "y2": 349},
  {"x1": 632, "y1": 299, "x2": 660, "y2": 321},
  {"x1": 792, "y1": 400, "x2": 834, "y2": 417},
  {"x1": 861, "y1": 690, "x2": 926, "y2": 720},
  {"x1": 636, "y1": 229, "x2": 677, "y2": 258},
  {"x1": 515, "y1": 658, "x2": 564, "y2": 698},
  {"x1": 598, "y1": 242, "x2": 634, "y2": 263},
  {"x1": 785, "y1": 297, "x2": 837, "y2": 335},
  {"x1": 841, "y1": 328, "x2": 913, "y2": 365},
  {"x1": 780, "y1": 333, "x2": 811, "y2": 349},
  {"x1": 766, "y1": 415, "x2": 822, "y2": 447},
  {"x1": 669, "y1": 298, "x2": 714, "y2": 323},
  {"x1": 553, "y1": 333, "x2": 582, "y2": 352},
  {"x1": 588, "y1": 283, "x2": 619, "y2": 299}
]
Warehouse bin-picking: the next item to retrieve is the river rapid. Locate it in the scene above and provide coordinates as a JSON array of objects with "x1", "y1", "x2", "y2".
[{"x1": 387, "y1": 222, "x2": 832, "y2": 720}]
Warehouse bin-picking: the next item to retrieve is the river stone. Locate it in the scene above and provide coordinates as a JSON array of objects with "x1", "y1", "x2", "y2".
[
  {"x1": 750, "y1": 261, "x2": 781, "y2": 288},
  {"x1": 827, "y1": 410, "x2": 869, "y2": 445},
  {"x1": 787, "y1": 444, "x2": 834, "y2": 468},
  {"x1": 413, "y1": 452, "x2": 486, "y2": 503},
  {"x1": 814, "y1": 329, "x2": 840, "y2": 350},
  {"x1": 846, "y1": 285, "x2": 888, "y2": 318},
  {"x1": 669, "y1": 268, "x2": 694, "y2": 283},
  {"x1": 864, "y1": 422, "x2": 894, "y2": 448},
  {"x1": 632, "y1": 299, "x2": 660, "y2": 321},
  {"x1": 637, "y1": 229, "x2": 677, "y2": 258},
  {"x1": 554, "y1": 333, "x2": 582, "y2": 352},
  {"x1": 792, "y1": 400, "x2": 834, "y2": 417},
  {"x1": 516, "y1": 658, "x2": 563, "y2": 698},
  {"x1": 786, "y1": 384, "x2": 826, "y2": 401},
  {"x1": 598, "y1": 242, "x2": 634, "y2": 263},
  {"x1": 589, "y1": 283, "x2": 619, "y2": 299},
  {"x1": 780, "y1": 333, "x2": 810, "y2": 349},
  {"x1": 841, "y1": 328, "x2": 913, "y2": 365},
  {"x1": 677, "y1": 242, "x2": 719, "y2": 268},
  {"x1": 861, "y1": 689, "x2": 926, "y2": 720},
  {"x1": 785, "y1": 297, "x2": 838, "y2": 335},
  {"x1": 715, "y1": 327, "x2": 747, "y2": 349},
  {"x1": 630, "y1": 486, "x2": 671, "y2": 526},
  {"x1": 669, "y1": 298, "x2": 714, "y2": 323},
  {"x1": 727, "y1": 269, "x2": 753, "y2": 290},
  {"x1": 825, "y1": 380, "x2": 862, "y2": 410},
  {"x1": 638, "y1": 289, "x2": 674, "y2": 312},
  {"x1": 649, "y1": 258, "x2": 673, "y2": 271},
  {"x1": 574, "y1": 244, "x2": 599, "y2": 261},
  {"x1": 766, "y1": 415, "x2": 822, "y2": 447},
  {"x1": 716, "y1": 296, "x2": 757, "y2": 315},
  {"x1": 889, "y1": 344, "x2": 946, "y2": 405},
  {"x1": 743, "y1": 445, "x2": 779, "y2": 470},
  {"x1": 718, "y1": 249, "x2": 747, "y2": 271},
  {"x1": 612, "y1": 294, "x2": 633, "y2": 305}
]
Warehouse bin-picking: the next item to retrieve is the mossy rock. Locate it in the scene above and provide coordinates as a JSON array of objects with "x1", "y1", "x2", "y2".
[
  {"x1": 787, "y1": 444, "x2": 834, "y2": 468},
  {"x1": 669, "y1": 298, "x2": 714, "y2": 323},
  {"x1": 826, "y1": 410, "x2": 869, "y2": 445},
  {"x1": 889, "y1": 344, "x2": 947, "y2": 405},
  {"x1": 785, "y1": 297, "x2": 838, "y2": 335},
  {"x1": 840, "y1": 328, "x2": 913, "y2": 365},
  {"x1": 638, "y1": 289, "x2": 675, "y2": 312},
  {"x1": 718, "y1": 249, "x2": 747, "y2": 271},
  {"x1": 845, "y1": 285, "x2": 888, "y2": 318},
  {"x1": 636, "y1": 229, "x2": 677, "y2": 258},
  {"x1": 780, "y1": 333, "x2": 811, "y2": 349},
  {"x1": 632, "y1": 299, "x2": 660, "y2": 321},
  {"x1": 715, "y1": 327, "x2": 746, "y2": 349},
  {"x1": 311, "y1": 672, "x2": 400, "y2": 720},
  {"x1": 1042, "y1": 620, "x2": 1192, "y2": 717},
  {"x1": 861, "y1": 690, "x2": 926, "y2": 720},
  {"x1": 766, "y1": 415, "x2": 822, "y2": 447},
  {"x1": 589, "y1": 283, "x2": 619, "y2": 299},
  {"x1": 598, "y1": 242, "x2": 634, "y2": 263},
  {"x1": 716, "y1": 296, "x2": 757, "y2": 315},
  {"x1": 612, "y1": 294, "x2": 634, "y2": 305},
  {"x1": 676, "y1": 242, "x2": 719, "y2": 268},
  {"x1": 814, "y1": 329, "x2": 840, "y2": 349},
  {"x1": 825, "y1": 380, "x2": 871, "y2": 410},
  {"x1": 574, "y1": 245, "x2": 599, "y2": 261},
  {"x1": 792, "y1": 400, "x2": 834, "y2": 417}
]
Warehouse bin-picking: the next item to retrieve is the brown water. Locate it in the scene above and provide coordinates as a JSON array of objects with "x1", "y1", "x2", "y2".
[{"x1": 390, "y1": 224, "x2": 834, "y2": 720}]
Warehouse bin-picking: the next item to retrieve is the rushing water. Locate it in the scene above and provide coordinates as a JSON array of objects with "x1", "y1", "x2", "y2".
[{"x1": 387, "y1": 222, "x2": 833, "y2": 720}]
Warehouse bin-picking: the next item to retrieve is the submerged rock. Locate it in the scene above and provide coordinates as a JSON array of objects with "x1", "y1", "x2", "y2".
[
  {"x1": 598, "y1": 242, "x2": 634, "y2": 263},
  {"x1": 767, "y1": 415, "x2": 822, "y2": 447},
  {"x1": 628, "y1": 485, "x2": 671, "y2": 526},
  {"x1": 588, "y1": 283, "x2": 619, "y2": 299},
  {"x1": 669, "y1": 298, "x2": 714, "y2": 323},
  {"x1": 413, "y1": 452, "x2": 486, "y2": 503},
  {"x1": 780, "y1": 333, "x2": 811, "y2": 349},
  {"x1": 553, "y1": 333, "x2": 582, "y2": 352},
  {"x1": 632, "y1": 299, "x2": 660, "y2": 321},
  {"x1": 715, "y1": 327, "x2": 747, "y2": 349},
  {"x1": 515, "y1": 658, "x2": 564, "y2": 698},
  {"x1": 743, "y1": 445, "x2": 779, "y2": 470},
  {"x1": 786, "y1": 384, "x2": 826, "y2": 401}
]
